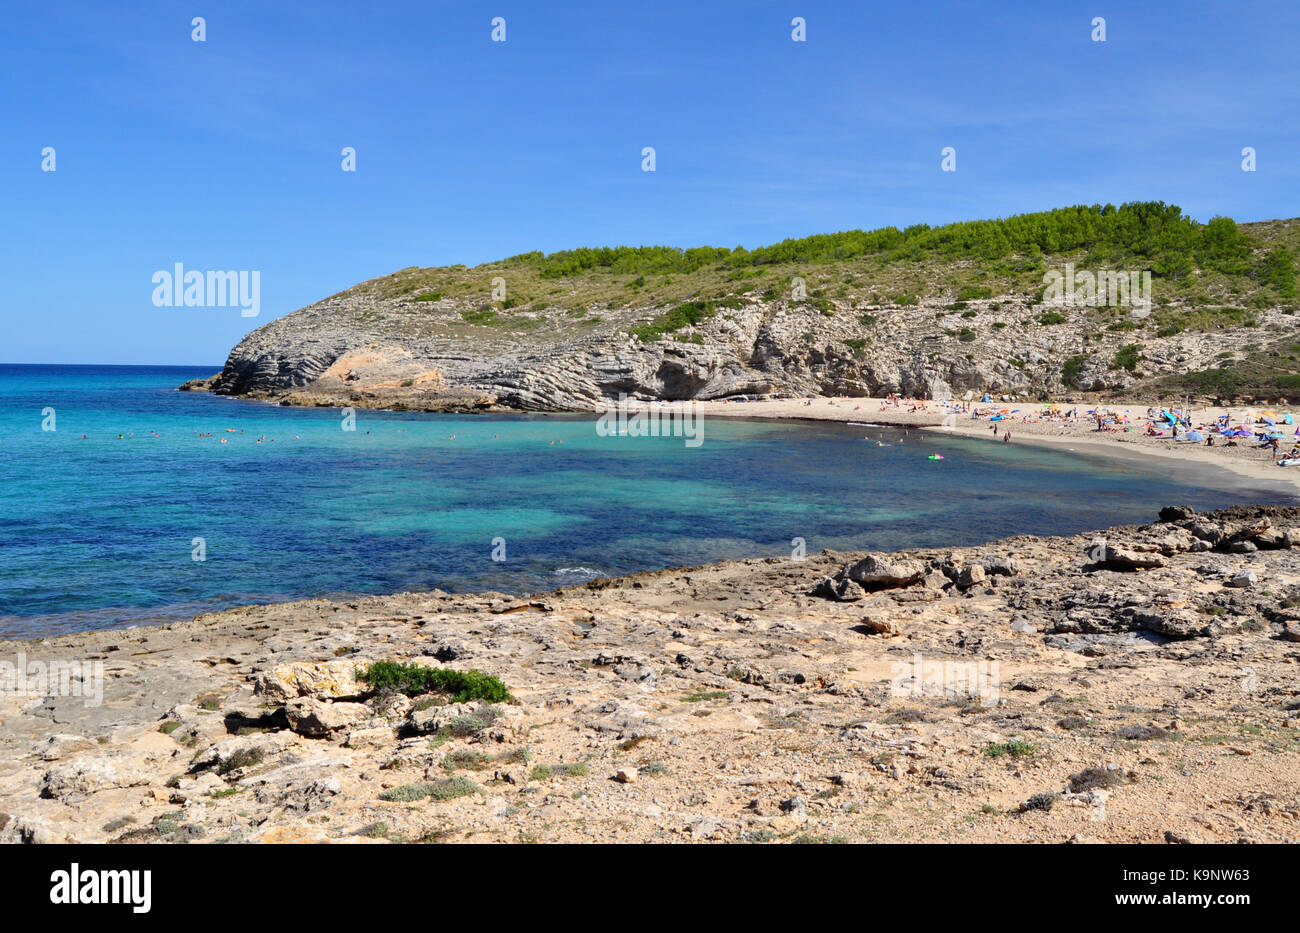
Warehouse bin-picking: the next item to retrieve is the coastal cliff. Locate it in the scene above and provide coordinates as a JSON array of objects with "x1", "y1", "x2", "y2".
[{"x1": 188, "y1": 205, "x2": 1300, "y2": 411}]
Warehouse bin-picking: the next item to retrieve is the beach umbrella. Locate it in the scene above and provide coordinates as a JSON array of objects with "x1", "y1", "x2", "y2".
[{"x1": 1185, "y1": 431, "x2": 1204, "y2": 442}]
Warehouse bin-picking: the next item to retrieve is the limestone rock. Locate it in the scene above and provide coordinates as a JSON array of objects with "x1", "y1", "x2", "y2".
[
  {"x1": 254, "y1": 659, "x2": 365, "y2": 704},
  {"x1": 39, "y1": 734, "x2": 97, "y2": 761},
  {"x1": 1094, "y1": 545, "x2": 1166, "y2": 570},
  {"x1": 843, "y1": 553, "x2": 926, "y2": 590},
  {"x1": 284, "y1": 697, "x2": 372, "y2": 736},
  {"x1": 40, "y1": 758, "x2": 149, "y2": 801}
]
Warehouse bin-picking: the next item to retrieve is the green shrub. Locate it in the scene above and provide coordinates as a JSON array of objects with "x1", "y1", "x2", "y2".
[
  {"x1": 1260, "y1": 247, "x2": 1297, "y2": 298},
  {"x1": 984, "y1": 740, "x2": 1037, "y2": 759},
  {"x1": 217, "y1": 747, "x2": 264, "y2": 775},
  {"x1": 631, "y1": 300, "x2": 720, "y2": 341},
  {"x1": 1061, "y1": 354, "x2": 1089, "y2": 388},
  {"x1": 357, "y1": 661, "x2": 511, "y2": 703},
  {"x1": 1111, "y1": 343, "x2": 1143, "y2": 373},
  {"x1": 379, "y1": 777, "x2": 481, "y2": 802},
  {"x1": 529, "y1": 762, "x2": 589, "y2": 780},
  {"x1": 444, "y1": 706, "x2": 502, "y2": 737},
  {"x1": 441, "y1": 749, "x2": 491, "y2": 771},
  {"x1": 681, "y1": 690, "x2": 729, "y2": 702}
]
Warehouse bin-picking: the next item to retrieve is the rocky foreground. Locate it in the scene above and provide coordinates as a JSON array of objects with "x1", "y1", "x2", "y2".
[{"x1": 4, "y1": 505, "x2": 1300, "y2": 844}]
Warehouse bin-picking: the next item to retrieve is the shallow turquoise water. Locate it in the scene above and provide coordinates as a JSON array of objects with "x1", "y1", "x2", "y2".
[{"x1": 0, "y1": 364, "x2": 1291, "y2": 638}]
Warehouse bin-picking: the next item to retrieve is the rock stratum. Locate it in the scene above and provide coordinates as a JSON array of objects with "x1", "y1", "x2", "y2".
[
  {"x1": 187, "y1": 281, "x2": 1296, "y2": 412},
  {"x1": 187, "y1": 205, "x2": 1300, "y2": 408},
  {"x1": 4, "y1": 505, "x2": 1300, "y2": 844}
]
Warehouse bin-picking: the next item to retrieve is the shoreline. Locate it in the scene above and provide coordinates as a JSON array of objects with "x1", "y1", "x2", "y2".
[
  {"x1": 195, "y1": 387, "x2": 1300, "y2": 501},
  {"x1": 5, "y1": 504, "x2": 1300, "y2": 844},
  {"x1": 690, "y1": 396, "x2": 1300, "y2": 497},
  {"x1": 195, "y1": 383, "x2": 1300, "y2": 497},
  {"x1": 9, "y1": 391, "x2": 1297, "y2": 644}
]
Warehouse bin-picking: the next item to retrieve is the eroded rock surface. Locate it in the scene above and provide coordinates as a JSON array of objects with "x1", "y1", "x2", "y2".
[{"x1": 3, "y1": 505, "x2": 1300, "y2": 844}]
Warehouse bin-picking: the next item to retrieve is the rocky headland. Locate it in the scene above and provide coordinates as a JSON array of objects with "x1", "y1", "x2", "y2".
[
  {"x1": 182, "y1": 206, "x2": 1300, "y2": 412},
  {"x1": 182, "y1": 286, "x2": 1297, "y2": 413}
]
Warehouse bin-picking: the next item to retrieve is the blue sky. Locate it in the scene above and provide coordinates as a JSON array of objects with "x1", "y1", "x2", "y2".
[{"x1": 3, "y1": 0, "x2": 1297, "y2": 365}]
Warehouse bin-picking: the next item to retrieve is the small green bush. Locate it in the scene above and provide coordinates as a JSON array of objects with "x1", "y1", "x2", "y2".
[
  {"x1": 681, "y1": 690, "x2": 729, "y2": 702},
  {"x1": 217, "y1": 747, "x2": 264, "y2": 775},
  {"x1": 1111, "y1": 343, "x2": 1143, "y2": 373},
  {"x1": 984, "y1": 740, "x2": 1037, "y2": 759},
  {"x1": 441, "y1": 749, "x2": 490, "y2": 772},
  {"x1": 1061, "y1": 353, "x2": 1089, "y2": 388},
  {"x1": 379, "y1": 777, "x2": 481, "y2": 802},
  {"x1": 460, "y1": 308, "x2": 500, "y2": 325},
  {"x1": 357, "y1": 661, "x2": 511, "y2": 703},
  {"x1": 631, "y1": 300, "x2": 721, "y2": 342}
]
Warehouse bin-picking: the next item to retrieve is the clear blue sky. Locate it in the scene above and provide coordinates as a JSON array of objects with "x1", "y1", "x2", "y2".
[{"x1": 3, "y1": 0, "x2": 1297, "y2": 365}]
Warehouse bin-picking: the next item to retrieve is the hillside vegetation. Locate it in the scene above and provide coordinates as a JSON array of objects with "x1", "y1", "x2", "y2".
[
  {"x1": 348, "y1": 203, "x2": 1300, "y2": 399},
  {"x1": 370, "y1": 202, "x2": 1296, "y2": 309}
]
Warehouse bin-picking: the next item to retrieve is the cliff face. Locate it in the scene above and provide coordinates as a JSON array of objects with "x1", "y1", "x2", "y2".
[{"x1": 198, "y1": 284, "x2": 1281, "y2": 411}]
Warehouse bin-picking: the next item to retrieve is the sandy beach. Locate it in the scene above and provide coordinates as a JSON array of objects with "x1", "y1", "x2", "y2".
[{"x1": 694, "y1": 397, "x2": 1300, "y2": 497}]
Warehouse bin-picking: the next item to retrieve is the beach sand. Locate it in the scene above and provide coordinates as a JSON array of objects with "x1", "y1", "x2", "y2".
[{"x1": 693, "y1": 397, "x2": 1300, "y2": 497}]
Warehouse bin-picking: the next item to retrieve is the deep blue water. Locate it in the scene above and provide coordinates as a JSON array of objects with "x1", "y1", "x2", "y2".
[{"x1": 0, "y1": 363, "x2": 1292, "y2": 638}]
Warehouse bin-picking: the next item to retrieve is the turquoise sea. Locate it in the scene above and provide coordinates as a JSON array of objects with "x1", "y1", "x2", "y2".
[{"x1": 1, "y1": 364, "x2": 1292, "y2": 638}]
